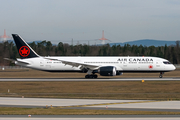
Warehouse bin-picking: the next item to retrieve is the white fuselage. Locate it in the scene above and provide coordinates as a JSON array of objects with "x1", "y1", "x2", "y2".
[{"x1": 15, "y1": 56, "x2": 176, "y2": 72}]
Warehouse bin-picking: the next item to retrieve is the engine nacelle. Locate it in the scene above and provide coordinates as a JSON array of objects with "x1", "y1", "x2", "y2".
[{"x1": 98, "y1": 66, "x2": 117, "y2": 76}]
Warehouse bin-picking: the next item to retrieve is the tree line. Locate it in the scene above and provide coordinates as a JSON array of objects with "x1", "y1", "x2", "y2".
[{"x1": 0, "y1": 40, "x2": 180, "y2": 66}]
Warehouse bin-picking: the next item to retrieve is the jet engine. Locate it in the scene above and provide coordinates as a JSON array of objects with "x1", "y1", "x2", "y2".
[
  {"x1": 98, "y1": 66, "x2": 123, "y2": 76},
  {"x1": 99, "y1": 66, "x2": 116, "y2": 76}
]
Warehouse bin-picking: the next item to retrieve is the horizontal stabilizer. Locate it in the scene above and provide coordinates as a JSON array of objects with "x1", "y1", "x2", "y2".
[
  {"x1": 4, "y1": 58, "x2": 30, "y2": 65},
  {"x1": 4, "y1": 58, "x2": 16, "y2": 63}
]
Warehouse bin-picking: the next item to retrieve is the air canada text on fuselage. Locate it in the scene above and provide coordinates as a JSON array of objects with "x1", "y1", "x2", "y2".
[{"x1": 117, "y1": 58, "x2": 153, "y2": 62}]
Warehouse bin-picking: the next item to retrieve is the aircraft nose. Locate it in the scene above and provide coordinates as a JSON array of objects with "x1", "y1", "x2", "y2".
[{"x1": 172, "y1": 65, "x2": 176, "y2": 70}]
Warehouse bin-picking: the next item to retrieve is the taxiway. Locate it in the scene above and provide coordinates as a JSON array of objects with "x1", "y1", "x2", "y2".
[
  {"x1": 0, "y1": 78, "x2": 180, "y2": 81},
  {"x1": 0, "y1": 97, "x2": 180, "y2": 112}
]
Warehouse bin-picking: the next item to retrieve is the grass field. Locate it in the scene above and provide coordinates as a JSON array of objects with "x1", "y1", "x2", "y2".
[
  {"x1": 0, "y1": 81, "x2": 180, "y2": 100},
  {"x1": 1, "y1": 107, "x2": 180, "y2": 115}
]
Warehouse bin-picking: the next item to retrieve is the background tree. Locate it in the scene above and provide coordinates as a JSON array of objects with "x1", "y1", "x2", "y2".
[{"x1": 0, "y1": 41, "x2": 180, "y2": 65}]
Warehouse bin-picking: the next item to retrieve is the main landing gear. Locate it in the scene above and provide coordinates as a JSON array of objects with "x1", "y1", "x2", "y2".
[
  {"x1": 85, "y1": 74, "x2": 98, "y2": 78},
  {"x1": 159, "y1": 72, "x2": 164, "y2": 78},
  {"x1": 85, "y1": 69, "x2": 98, "y2": 79}
]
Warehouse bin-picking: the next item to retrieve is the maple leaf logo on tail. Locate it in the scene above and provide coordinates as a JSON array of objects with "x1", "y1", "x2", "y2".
[{"x1": 19, "y1": 46, "x2": 30, "y2": 57}]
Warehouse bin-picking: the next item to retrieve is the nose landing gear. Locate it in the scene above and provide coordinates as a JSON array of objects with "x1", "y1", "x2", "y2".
[{"x1": 159, "y1": 72, "x2": 164, "y2": 78}]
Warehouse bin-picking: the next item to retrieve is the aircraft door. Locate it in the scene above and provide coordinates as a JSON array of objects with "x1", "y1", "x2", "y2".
[
  {"x1": 156, "y1": 60, "x2": 162, "y2": 69},
  {"x1": 123, "y1": 61, "x2": 128, "y2": 70},
  {"x1": 40, "y1": 60, "x2": 44, "y2": 67}
]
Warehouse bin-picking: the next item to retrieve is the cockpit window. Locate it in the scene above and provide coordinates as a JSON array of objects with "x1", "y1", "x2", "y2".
[{"x1": 163, "y1": 61, "x2": 171, "y2": 64}]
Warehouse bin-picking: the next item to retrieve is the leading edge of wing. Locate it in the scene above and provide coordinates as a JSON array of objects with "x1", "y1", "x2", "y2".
[{"x1": 44, "y1": 57, "x2": 99, "y2": 70}]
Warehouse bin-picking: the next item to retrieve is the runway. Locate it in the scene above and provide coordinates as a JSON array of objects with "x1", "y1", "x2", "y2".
[
  {"x1": 1, "y1": 97, "x2": 180, "y2": 112},
  {"x1": 0, "y1": 97, "x2": 145, "y2": 107},
  {"x1": 1, "y1": 97, "x2": 180, "y2": 119},
  {"x1": 87, "y1": 101, "x2": 180, "y2": 112},
  {"x1": 0, "y1": 77, "x2": 180, "y2": 81}
]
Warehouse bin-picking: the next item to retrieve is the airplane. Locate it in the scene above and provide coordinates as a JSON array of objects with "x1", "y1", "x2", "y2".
[{"x1": 5, "y1": 34, "x2": 176, "y2": 78}]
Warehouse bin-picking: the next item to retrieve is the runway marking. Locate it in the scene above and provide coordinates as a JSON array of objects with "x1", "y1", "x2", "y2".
[{"x1": 57, "y1": 100, "x2": 161, "y2": 109}]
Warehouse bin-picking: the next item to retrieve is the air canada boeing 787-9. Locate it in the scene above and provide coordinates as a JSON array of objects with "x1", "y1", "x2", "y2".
[{"x1": 5, "y1": 34, "x2": 176, "y2": 78}]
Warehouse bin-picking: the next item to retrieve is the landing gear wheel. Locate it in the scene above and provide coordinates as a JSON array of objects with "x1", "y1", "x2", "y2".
[
  {"x1": 85, "y1": 75, "x2": 89, "y2": 78},
  {"x1": 85, "y1": 74, "x2": 98, "y2": 79},
  {"x1": 94, "y1": 74, "x2": 98, "y2": 78},
  {"x1": 159, "y1": 72, "x2": 164, "y2": 78},
  {"x1": 89, "y1": 75, "x2": 93, "y2": 78}
]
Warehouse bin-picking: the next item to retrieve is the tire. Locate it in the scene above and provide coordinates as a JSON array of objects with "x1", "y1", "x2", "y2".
[
  {"x1": 94, "y1": 75, "x2": 98, "y2": 78},
  {"x1": 85, "y1": 75, "x2": 89, "y2": 78},
  {"x1": 89, "y1": 75, "x2": 93, "y2": 78}
]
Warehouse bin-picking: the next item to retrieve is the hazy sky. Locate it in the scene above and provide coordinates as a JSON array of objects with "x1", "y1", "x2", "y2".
[{"x1": 1, "y1": 0, "x2": 180, "y2": 44}]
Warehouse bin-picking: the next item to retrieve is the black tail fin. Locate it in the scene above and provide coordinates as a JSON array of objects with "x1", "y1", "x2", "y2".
[{"x1": 12, "y1": 34, "x2": 39, "y2": 59}]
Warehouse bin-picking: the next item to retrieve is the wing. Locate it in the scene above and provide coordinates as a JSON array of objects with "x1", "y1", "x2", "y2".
[{"x1": 44, "y1": 57, "x2": 99, "y2": 70}]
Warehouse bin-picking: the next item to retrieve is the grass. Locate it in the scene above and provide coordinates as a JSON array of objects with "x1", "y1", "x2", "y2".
[
  {"x1": 0, "y1": 107, "x2": 180, "y2": 115},
  {"x1": 1, "y1": 81, "x2": 180, "y2": 100}
]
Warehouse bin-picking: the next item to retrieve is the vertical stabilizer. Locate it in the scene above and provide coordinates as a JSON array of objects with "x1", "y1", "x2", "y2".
[{"x1": 12, "y1": 34, "x2": 39, "y2": 59}]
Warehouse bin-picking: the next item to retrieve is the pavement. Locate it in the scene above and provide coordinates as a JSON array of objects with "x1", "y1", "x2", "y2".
[
  {"x1": 0, "y1": 97, "x2": 180, "y2": 112},
  {"x1": 87, "y1": 101, "x2": 180, "y2": 112},
  {"x1": 0, "y1": 78, "x2": 180, "y2": 81},
  {"x1": 0, "y1": 97, "x2": 145, "y2": 107}
]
